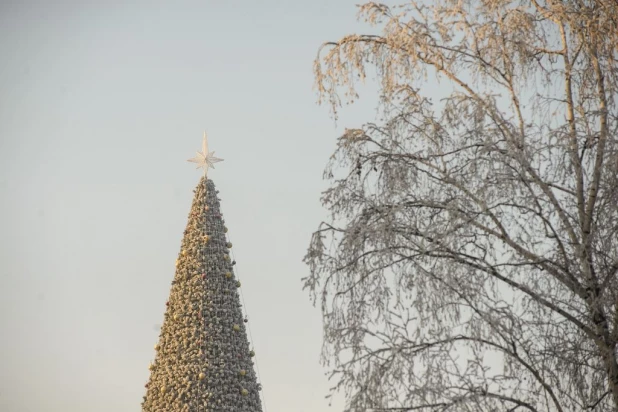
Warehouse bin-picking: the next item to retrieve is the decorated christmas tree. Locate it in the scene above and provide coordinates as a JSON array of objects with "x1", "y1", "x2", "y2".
[{"x1": 141, "y1": 133, "x2": 263, "y2": 412}]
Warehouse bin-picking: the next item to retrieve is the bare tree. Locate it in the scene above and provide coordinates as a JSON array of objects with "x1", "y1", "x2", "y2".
[{"x1": 304, "y1": 1, "x2": 618, "y2": 411}]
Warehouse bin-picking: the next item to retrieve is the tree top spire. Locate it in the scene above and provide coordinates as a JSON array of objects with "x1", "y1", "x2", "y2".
[{"x1": 187, "y1": 131, "x2": 224, "y2": 178}]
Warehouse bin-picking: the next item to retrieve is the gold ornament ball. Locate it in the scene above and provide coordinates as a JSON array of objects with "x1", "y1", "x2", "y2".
[
  {"x1": 226, "y1": 242, "x2": 233, "y2": 248},
  {"x1": 182, "y1": 250, "x2": 187, "y2": 256},
  {"x1": 175, "y1": 259, "x2": 180, "y2": 267},
  {"x1": 224, "y1": 255, "x2": 230, "y2": 261},
  {"x1": 148, "y1": 363, "x2": 155, "y2": 370},
  {"x1": 199, "y1": 373, "x2": 205, "y2": 380},
  {"x1": 239, "y1": 370, "x2": 246, "y2": 376},
  {"x1": 249, "y1": 350, "x2": 255, "y2": 357},
  {"x1": 203, "y1": 235, "x2": 209, "y2": 242},
  {"x1": 241, "y1": 388, "x2": 249, "y2": 396},
  {"x1": 233, "y1": 324, "x2": 240, "y2": 331},
  {"x1": 154, "y1": 344, "x2": 160, "y2": 351},
  {"x1": 160, "y1": 386, "x2": 167, "y2": 394},
  {"x1": 174, "y1": 314, "x2": 179, "y2": 320},
  {"x1": 236, "y1": 281, "x2": 241, "y2": 288},
  {"x1": 224, "y1": 227, "x2": 228, "y2": 233},
  {"x1": 225, "y1": 272, "x2": 233, "y2": 279}
]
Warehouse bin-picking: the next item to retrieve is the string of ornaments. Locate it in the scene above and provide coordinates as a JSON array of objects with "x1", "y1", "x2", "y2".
[{"x1": 141, "y1": 133, "x2": 263, "y2": 412}]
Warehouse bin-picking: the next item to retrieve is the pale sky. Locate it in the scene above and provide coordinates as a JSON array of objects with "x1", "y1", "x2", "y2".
[{"x1": 0, "y1": 1, "x2": 386, "y2": 412}]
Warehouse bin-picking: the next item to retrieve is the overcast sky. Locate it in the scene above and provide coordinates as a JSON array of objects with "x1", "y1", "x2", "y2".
[{"x1": 0, "y1": 1, "x2": 394, "y2": 411}]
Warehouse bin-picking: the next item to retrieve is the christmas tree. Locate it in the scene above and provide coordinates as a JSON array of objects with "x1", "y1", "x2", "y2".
[{"x1": 142, "y1": 133, "x2": 263, "y2": 412}]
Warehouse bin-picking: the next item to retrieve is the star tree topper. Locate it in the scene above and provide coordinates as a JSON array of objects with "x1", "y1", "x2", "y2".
[{"x1": 187, "y1": 131, "x2": 223, "y2": 177}]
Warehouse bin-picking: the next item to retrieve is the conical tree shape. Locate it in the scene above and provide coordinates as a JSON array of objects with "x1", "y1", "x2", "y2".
[{"x1": 142, "y1": 177, "x2": 262, "y2": 412}]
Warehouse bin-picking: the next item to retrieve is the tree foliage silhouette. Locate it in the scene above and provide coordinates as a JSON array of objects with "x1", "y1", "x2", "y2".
[{"x1": 304, "y1": 1, "x2": 618, "y2": 410}]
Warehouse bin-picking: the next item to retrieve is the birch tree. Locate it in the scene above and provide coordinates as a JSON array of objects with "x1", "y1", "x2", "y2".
[{"x1": 304, "y1": 1, "x2": 618, "y2": 411}]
